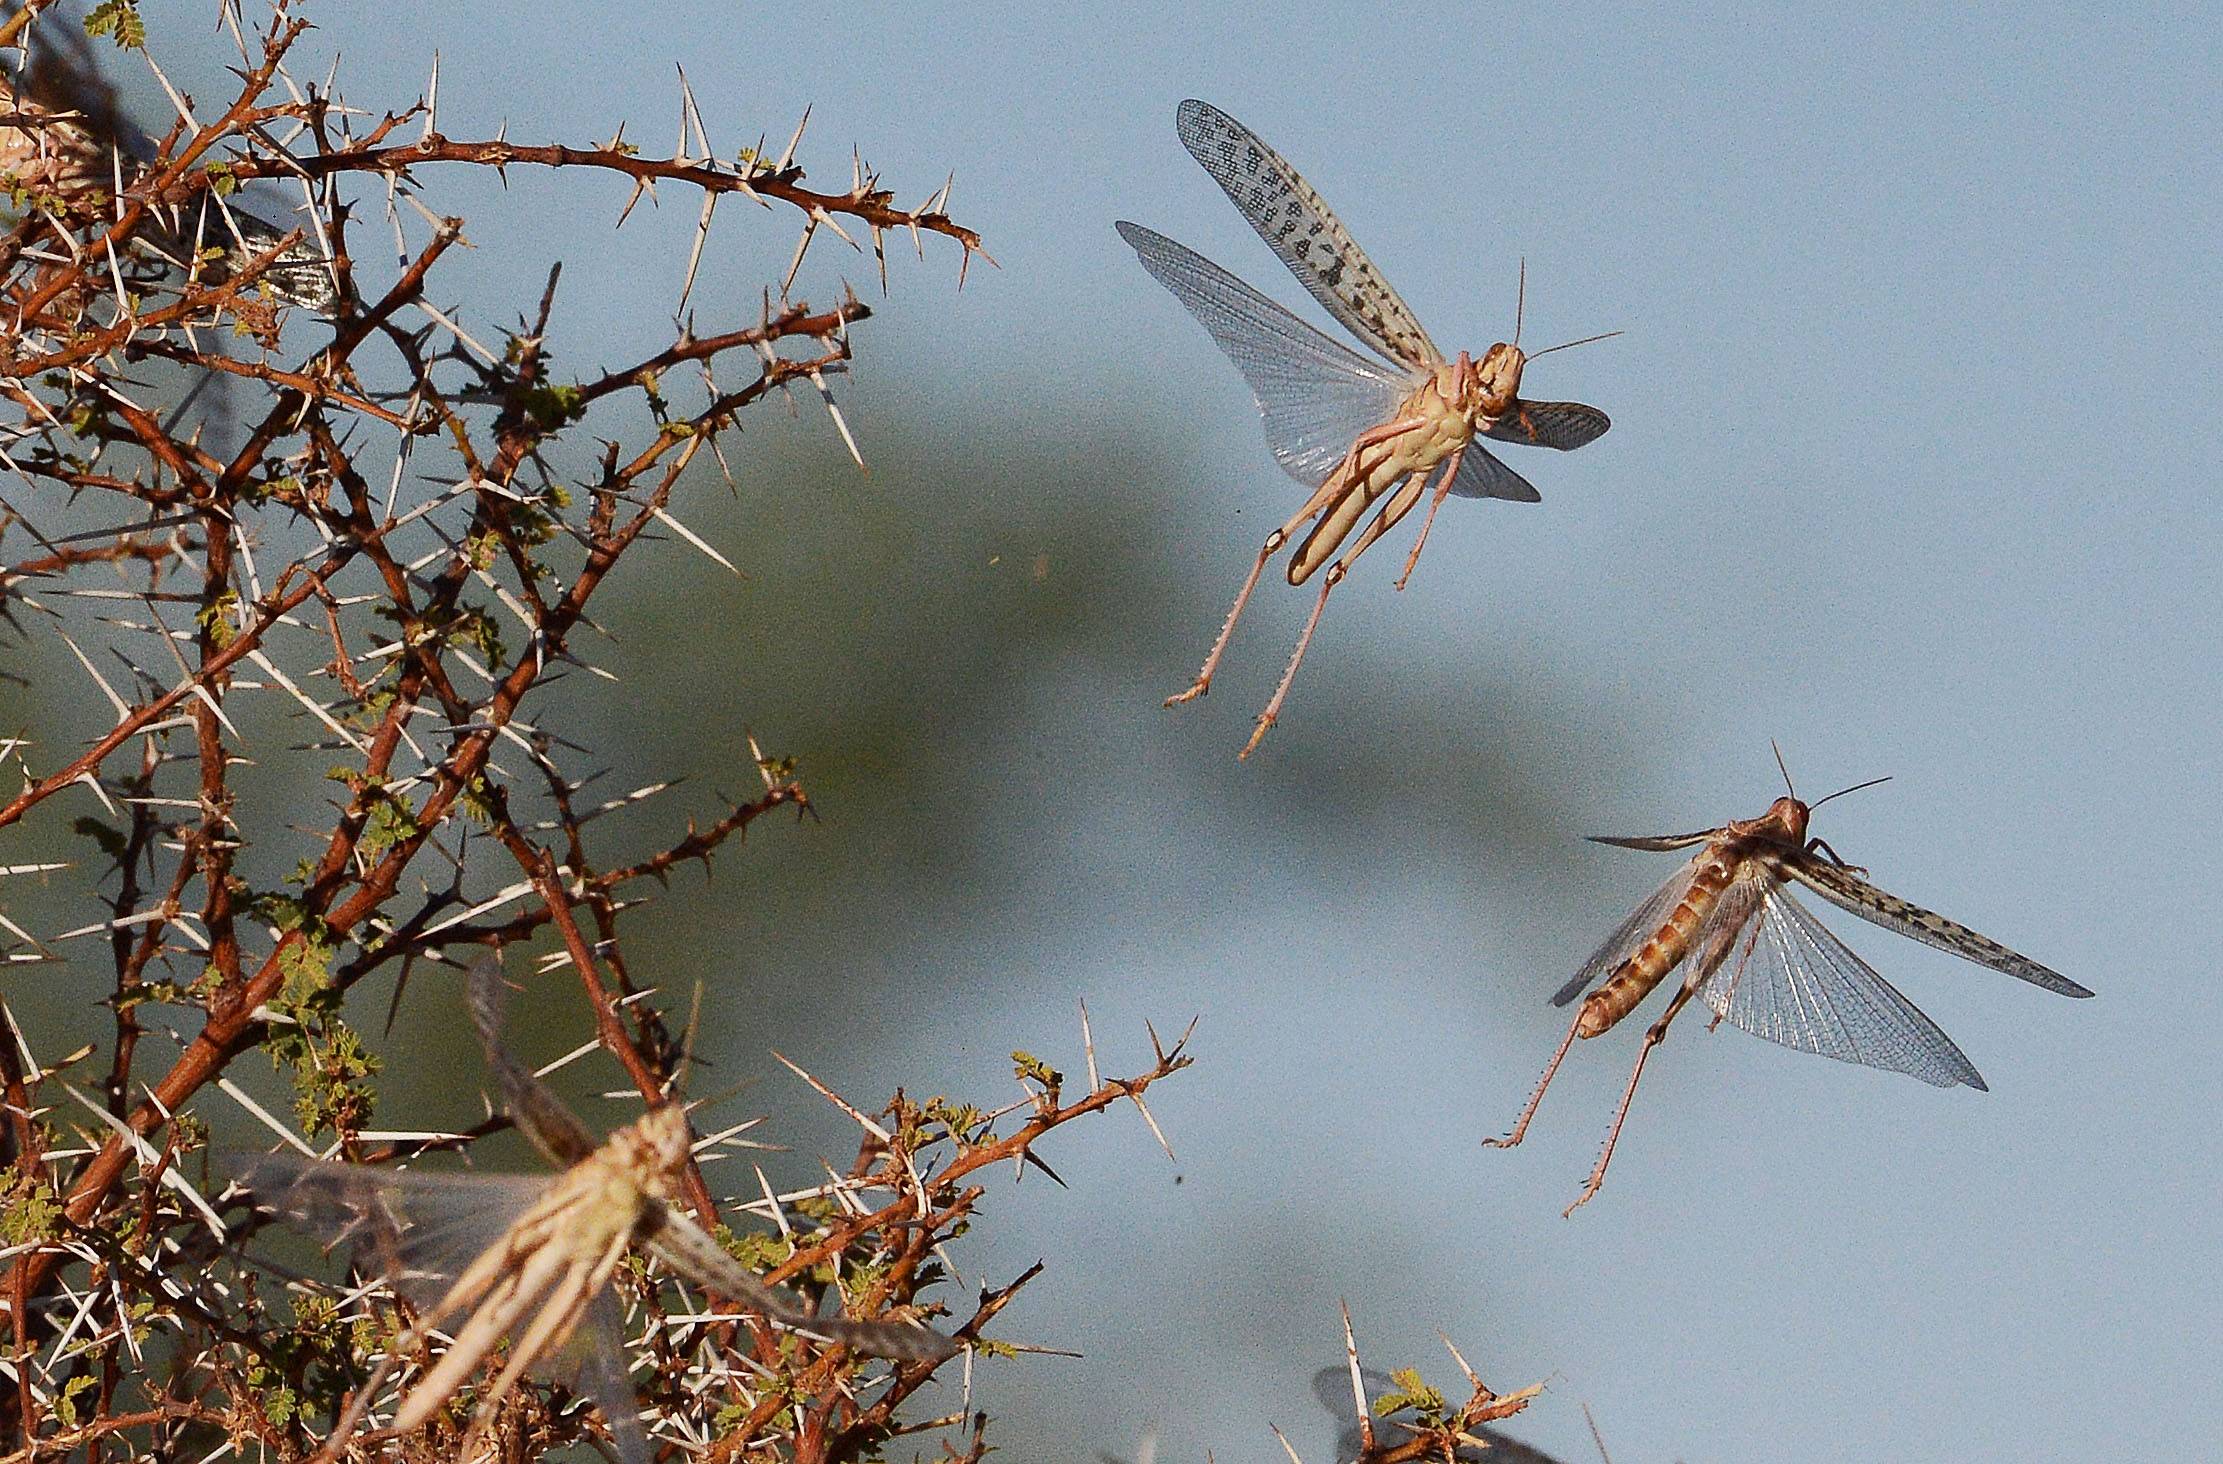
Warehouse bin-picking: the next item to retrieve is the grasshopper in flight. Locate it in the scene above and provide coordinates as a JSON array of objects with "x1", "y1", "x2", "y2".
[
  {"x1": 1118, "y1": 99, "x2": 1613, "y2": 757},
  {"x1": 1487, "y1": 757, "x2": 2091, "y2": 1215}
]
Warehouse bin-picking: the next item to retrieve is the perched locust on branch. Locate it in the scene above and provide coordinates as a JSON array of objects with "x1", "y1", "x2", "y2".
[
  {"x1": 234, "y1": 957, "x2": 954, "y2": 1463},
  {"x1": 1118, "y1": 99, "x2": 1614, "y2": 758},
  {"x1": 1488, "y1": 751, "x2": 2092, "y2": 1215}
]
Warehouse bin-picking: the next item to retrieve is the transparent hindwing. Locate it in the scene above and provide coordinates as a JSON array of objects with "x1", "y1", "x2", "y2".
[
  {"x1": 1552, "y1": 857, "x2": 1704, "y2": 1006},
  {"x1": 1117, "y1": 221, "x2": 1418, "y2": 488},
  {"x1": 231, "y1": 1151, "x2": 555, "y2": 1316},
  {"x1": 1699, "y1": 869, "x2": 1988, "y2": 1089},
  {"x1": 1447, "y1": 443, "x2": 1543, "y2": 504}
]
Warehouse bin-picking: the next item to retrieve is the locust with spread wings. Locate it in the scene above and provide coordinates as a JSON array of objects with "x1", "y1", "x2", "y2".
[
  {"x1": 1117, "y1": 99, "x2": 1614, "y2": 757},
  {"x1": 1487, "y1": 764, "x2": 2092, "y2": 1215}
]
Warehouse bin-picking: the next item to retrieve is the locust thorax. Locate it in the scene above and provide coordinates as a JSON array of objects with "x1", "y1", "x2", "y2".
[
  {"x1": 1740, "y1": 795, "x2": 1811, "y2": 847},
  {"x1": 1475, "y1": 340, "x2": 1526, "y2": 417},
  {"x1": 1426, "y1": 352, "x2": 1476, "y2": 416},
  {"x1": 547, "y1": 1104, "x2": 692, "y2": 1258}
]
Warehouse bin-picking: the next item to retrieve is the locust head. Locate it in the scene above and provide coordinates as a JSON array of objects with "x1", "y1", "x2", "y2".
[
  {"x1": 1476, "y1": 340, "x2": 1526, "y2": 418},
  {"x1": 1753, "y1": 795, "x2": 1812, "y2": 846},
  {"x1": 603, "y1": 1102, "x2": 696, "y2": 1219},
  {"x1": 637, "y1": 1103, "x2": 693, "y2": 1179},
  {"x1": 1752, "y1": 745, "x2": 1894, "y2": 852}
]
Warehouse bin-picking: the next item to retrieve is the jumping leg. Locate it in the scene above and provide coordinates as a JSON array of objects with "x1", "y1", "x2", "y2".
[
  {"x1": 1238, "y1": 473, "x2": 1426, "y2": 759},
  {"x1": 1239, "y1": 566, "x2": 1339, "y2": 759},
  {"x1": 1484, "y1": 1001, "x2": 1586, "y2": 1149},
  {"x1": 1164, "y1": 483, "x2": 1340, "y2": 707},
  {"x1": 1565, "y1": 979, "x2": 1701, "y2": 1216},
  {"x1": 1164, "y1": 532, "x2": 1279, "y2": 707}
]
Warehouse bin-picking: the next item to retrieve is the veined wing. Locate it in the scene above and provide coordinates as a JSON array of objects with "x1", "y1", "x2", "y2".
[
  {"x1": 232, "y1": 1152, "x2": 550, "y2": 1314},
  {"x1": 1702, "y1": 877, "x2": 1988, "y2": 1089},
  {"x1": 134, "y1": 196, "x2": 338, "y2": 314},
  {"x1": 1551, "y1": 857, "x2": 1703, "y2": 1006},
  {"x1": 199, "y1": 200, "x2": 338, "y2": 314},
  {"x1": 550, "y1": 1286, "x2": 652, "y2": 1464},
  {"x1": 466, "y1": 954, "x2": 598, "y2": 1167},
  {"x1": 1174, "y1": 99, "x2": 1442, "y2": 370},
  {"x1": 1485, "y1": 400, "x2": 1612, "y2": 452},
  {"x1": 643, "y1": 1207, "x2": 958, "y2": 1361},
  {"x1": 1784, "y1": 854, "x2": 2091, "y2": 997},
  {"x1": 222, "y1": 207, "x2": 339, "y2": 313},
  {"x1": 1446, "y1": 442, "x2": 1542, "y2": 504},
  {"x1": 1117, "y1": 221, "x2": 1416, "y2": 487}
]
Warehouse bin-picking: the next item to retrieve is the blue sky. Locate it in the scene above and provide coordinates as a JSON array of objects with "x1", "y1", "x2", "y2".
[{"x1": 62, "y1": 4, "x2": 2223, "y2": 1460}]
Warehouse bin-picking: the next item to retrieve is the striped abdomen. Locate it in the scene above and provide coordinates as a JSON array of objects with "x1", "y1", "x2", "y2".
[{"x1": 1577, "y1": 853, "x2": 1736, "y2": 1038}]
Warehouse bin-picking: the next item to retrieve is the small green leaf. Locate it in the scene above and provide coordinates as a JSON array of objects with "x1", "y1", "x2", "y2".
[
  {"x1": 52, "y1": 1375, "x2": 98, "y2": 1428},
  {"x1": 457, "y1": 773, "x2": 498, "y2": 827},
  {"x1": 715, "y1": 1223, "x2": 794, "y2": 1274},
  {"x1": 195, "y1": 589, "x2": 240, "y2": 650},
  {"x1": 518, "y1": 382, "x2": 586, "y2": 432},
  {"x1": 1373, "y1": 1367, "x2": 1446, "y2": 1420},
  {"x1": 1012, "y1": 1050, "x2": 1062, "y2": 1089},
  {"x1": 358, "y1": 793, "x2": 421, "y2": 862},
  {"x1": 83, "y1": 1, "x2": 146, "y2": 49},
  {"x1": 1, "y1": 1176, "x2": 62, "y2": 1245}
]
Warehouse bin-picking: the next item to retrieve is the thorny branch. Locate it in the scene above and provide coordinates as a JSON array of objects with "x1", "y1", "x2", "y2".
[
  {"x1": 1276, "y1": 1306, "x2": 1551, "y2": 1464},
  {"x1": 0, "y1": 7, "x2": 1168, "y2": 1464}
]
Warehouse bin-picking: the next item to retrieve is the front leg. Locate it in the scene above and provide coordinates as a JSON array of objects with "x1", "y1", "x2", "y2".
[
  {"x1": 1393, "y1": 448, "x2": 1461, "y2": 591},
  {"x1": 1806, "y1": 837, "x2": 1865, "y2": 875}
]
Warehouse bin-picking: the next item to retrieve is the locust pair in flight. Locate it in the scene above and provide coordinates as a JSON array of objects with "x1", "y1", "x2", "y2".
[
  {"x1": 1118, "y1": 99, "x2": 1614, "y2": 758},
  {"x1": 1121, "y1": 110, "x2": 2090, "y2": 1209}
]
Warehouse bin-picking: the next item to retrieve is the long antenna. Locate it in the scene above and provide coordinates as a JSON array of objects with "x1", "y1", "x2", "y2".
[
  {"x1": 1772, "y1": 739, "x2": 1797, "y2": 799},
  {"x1": 1810, "y1": 774, "x2": 1893, "y2": 812},
  {"x1": 1525, "y1": 328, "x2": 1623, "y2": 360},
  {"x1": 1514, "y1": 256, "x2": 1526, "y2": 348}
]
